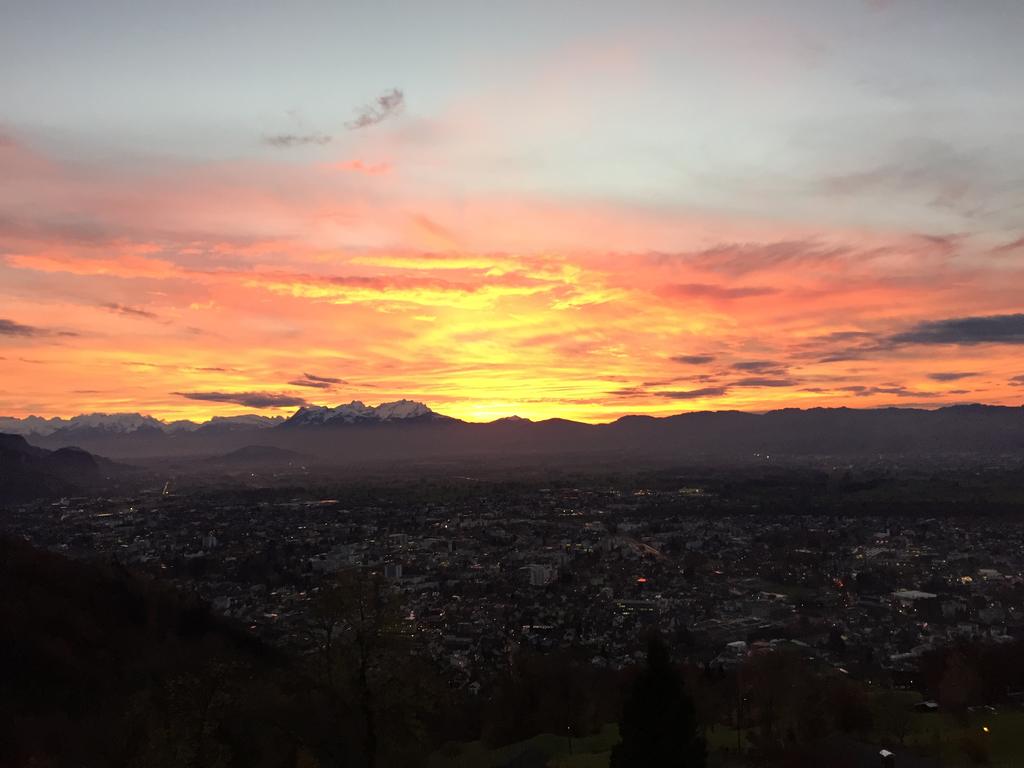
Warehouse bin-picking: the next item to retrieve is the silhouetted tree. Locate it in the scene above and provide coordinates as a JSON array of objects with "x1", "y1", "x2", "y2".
[
  {"x1": 301, "y1": 569, "x2": 436, "y2": 768},
  {"x1": 610, "y1": 636, "x2": 705, "y2": 768},
  {"x1": 875, "y1": 691, "x2": 916, "y2": 747}
]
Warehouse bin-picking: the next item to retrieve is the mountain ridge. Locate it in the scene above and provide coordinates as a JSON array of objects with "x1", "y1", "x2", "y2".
[
  {"x1": 2, "y1": 402, "x2": 1021, "y2": 462},
  {"x1": 5, "y1": 400, "x2": 1024, "y2": 435},
  {"x1": 0, "y1": 433, "x2": 107, "y2": 501}
]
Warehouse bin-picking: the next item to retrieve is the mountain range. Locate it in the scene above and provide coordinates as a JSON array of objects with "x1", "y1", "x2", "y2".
[
  {"x1": 2, "y1": 401, "x2": 1024, "y2": 465},
  {"x1": 0, "y1": 412, "x2": 284, "y2": 436}
]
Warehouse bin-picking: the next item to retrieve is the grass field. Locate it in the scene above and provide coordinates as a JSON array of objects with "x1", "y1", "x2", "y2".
[
  {"x1": 430, "y1": 721, "x2": 756, "y2": 768},
  {"x1": 903, "y1": 709, "x2": 1024, "y2": 768},
  {"x1": 430, "y1": 707, "x2": 1024, "y2": 768},
  {"x1": 429, "y1": 724, "x2": 620, "y2": 768}
]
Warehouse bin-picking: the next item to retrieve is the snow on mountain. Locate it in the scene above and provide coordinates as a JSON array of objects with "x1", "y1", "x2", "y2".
[
  {"x1": 0, "y1": 412, "x2": 284, "y2": 436},
  {"x1": 373, "y1": 399, "x2": 435, "y2": 420},
  {"x1": 1, "y1": 403, "x2": 439, "y2": 437},
  {"x1": 285, "y1": 399, "x2": 444, "y2": 426},
  {"x1": 0, "y1": 415, "x2": 63, "y2": 436},
  {"x1": 165, "y1": 420, "x2": 202, "y2": 433},
  {"x1": 0, "y1": 413, "x2": 164, "y2": 435},
  {"x1": 62, "y1": 413, "x2": 166, "y2": 433},
  {"x1": 288, "y1": 401, "x2": 374, "y2": 426}
]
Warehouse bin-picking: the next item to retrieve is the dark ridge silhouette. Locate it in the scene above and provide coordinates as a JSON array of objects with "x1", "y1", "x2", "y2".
[
  {"x1": 212, "y1": 444, "x2": 311, "y2": 466},
  {"x1": 16, "y1": 404, "x2": 1024, "y2": 463},
  {"x1": 0, "y1": 433, "x2": 102, "y2": 501},
  {"x1": 0, "y1": 536, "x2": 276, "y2": 766}
]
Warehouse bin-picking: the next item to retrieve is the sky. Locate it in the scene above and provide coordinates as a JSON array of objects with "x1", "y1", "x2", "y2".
[{"x1": 1, "y1": 0, "x2": 1023, "y2": 423}]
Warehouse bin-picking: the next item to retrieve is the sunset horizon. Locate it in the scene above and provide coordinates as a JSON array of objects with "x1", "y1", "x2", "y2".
[
  {"x1": 2, "y1": 394, "x2": 1023, "y2": 428},
  {"x1": 3, "y1": 2, "x2": 1023, "y2": 425}
]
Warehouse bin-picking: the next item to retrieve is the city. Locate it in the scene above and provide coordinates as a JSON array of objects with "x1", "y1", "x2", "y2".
[{"x1": 4, "y1": 456, "x2": 1024, "y2": 765}]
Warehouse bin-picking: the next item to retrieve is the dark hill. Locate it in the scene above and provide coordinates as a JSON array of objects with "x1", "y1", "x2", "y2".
[
  {"x1": 212, "y1": 444, "x2": 311, "y2": 468},
  {"x1": 0, "y1": 433, "x2": 102, "y2": 502},
  {"x1": 0, "y1": 536, "x2": 280, "y2": 767}
]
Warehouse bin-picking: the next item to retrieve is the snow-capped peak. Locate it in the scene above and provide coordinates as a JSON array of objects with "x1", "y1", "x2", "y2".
[
  {"x1": 285, "y1": 399, "x2": 441, "y2": 426},
  {"x1": 63, "y1": 413, "x2": 165, "y2": 433},
  {"x1": 373, "y1": 399, "x2": 433, "y2": 420},
  {"x1": 0, "y1": 415, "x2": 64, "y2": 436},
  {"x1": 0, "y1": 412, "x2": 167, "y2": 435}
]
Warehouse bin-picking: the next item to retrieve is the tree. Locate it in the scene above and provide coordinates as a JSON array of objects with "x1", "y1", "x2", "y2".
[
  {"x1": 938, "y1": 651, "x2": 983, "y2": 718},
  {"x1": 610, "y1": 636, "x2": 706, "y2": 768},
  {"x1": 300, "y1": 569, "x2": 436, "y2": 768},
  {"x1": 875, "y1": 691, "x2": 915, "y2": 747}
]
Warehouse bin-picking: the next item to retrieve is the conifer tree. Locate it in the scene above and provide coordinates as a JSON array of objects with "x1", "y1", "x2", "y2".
[{"x1": 610, "y1": 635, "x2": 706, "y2": 768}]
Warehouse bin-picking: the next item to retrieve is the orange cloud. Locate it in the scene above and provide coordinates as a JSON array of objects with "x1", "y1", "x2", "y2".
[{"x1": 2, "y1": 135, "x2": 1024, "y2": 423}]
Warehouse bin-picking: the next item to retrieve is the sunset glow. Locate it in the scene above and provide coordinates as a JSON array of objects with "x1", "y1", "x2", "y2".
[{"x1": 2, "y1": 1, "x2": 1022, "y2": 423}]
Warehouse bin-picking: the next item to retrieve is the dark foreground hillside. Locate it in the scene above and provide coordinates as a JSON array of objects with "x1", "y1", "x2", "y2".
[
  {"x1": 5, "y1": 536, "x2": 1023, "y2": 768},
  {"x1": 0, "y1": 536, "x2": 285, "y2": 767},
  {"x1": 0, "y1": 537, "x2": 466, "y2": 768},
  {"x1": 0, "y1": 433, "x2": 103, "y2": 502}
]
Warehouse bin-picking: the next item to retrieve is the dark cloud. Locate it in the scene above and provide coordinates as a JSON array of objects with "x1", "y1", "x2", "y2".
[
  {"x1": 821, "y1": 331, "x2": 874, "y2": 342},
  {"x1": 658, "y1": 239, "x2": 854, "y2": 276},
  {"x1": 663, "y1": 283, "x2": 778, "y2": 300},
  {"x1": 101, "y1": 302, "x2": 158, "y2": 319},
  {"x1": 175, "y1": 391, "x2": 308, "y2": 408},
  {"x1": 991, "y1": 236, "x2": 1024, "y2": 256},
  {"x1": 264, "y1": 133, "x2": 332, "y2": 148},
  {"x1": 671, "y1": 354, "x2": 715, "y2": 365},
  {"x1": 1010, "y1": 375, "x2": 1024, "y2": 387},
  {"x1": 0, "y1": 318, "x2": 43, "y2": 336},
  {"x1": 817, "y1": 353, "x2": 867, "y2": 363},
  {"x1": 643, "y1": 374, "x2": 719, "y2": 387},
  {"x1": 289, "y1": 379, "x2": 330, "y2": 389},
  {"x1": 607, "y1": 387, "x2": 646, "y2": 397},
  {"x1": 608, "y1": 383, "x2": 728, "y2": 399},
  {"x1": 0, "y1": 318, "x2": 77, "y2": 338},
  {"x1": 732, "y1": 377, "x2": 797, "y2": 388},
  {"x1": 807, "y1": 314, "x2": 1024, "y2": 364},
  {"x1": 790, "y1": 331, "x2": 871, "y2": 357},
  {"x1": 346, "y1": 88, "x2": 404, "y2": 130},
  {"x1": 787, "y1": 330, "x2": 877, "y2": 364},
  {"x1": 816, "y1": 139, "x2": 1013, "y2": 222},
  {"x1": 655, "y1": 387, "x2": 729, "y2": 400},
  {"x1": 927, "y1": 371, "x2": 978, "y2": 382},
  {"x1": 890, "y1": 313, "x2": 1024, "y2": 345},
  {"x1": 289, "y1": 372, "x2": 348, "y2": 389},
  {"x1": 303, "y1": 372, "x2": 345, "y2": 384},
  {"x1": 839, "y1": 384, "x2": 938, "y2": 398},
  {"x1": 0, "y1": 214, "x2": 115, "y2": 245},
  {"x1": 732, "y1": 360, "x2": 787, "y2": 374}
]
